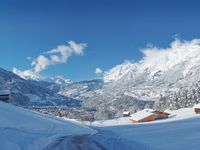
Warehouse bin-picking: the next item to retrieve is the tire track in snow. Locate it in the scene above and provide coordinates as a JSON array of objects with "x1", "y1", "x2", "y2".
[{"x1": 43, "y1": 134, "x2": 107, "y2": 150}]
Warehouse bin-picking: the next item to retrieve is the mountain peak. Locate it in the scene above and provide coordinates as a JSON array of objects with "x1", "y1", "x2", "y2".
[{"x1": 103, "y1": 38, "x2": 200, "y2": 83}]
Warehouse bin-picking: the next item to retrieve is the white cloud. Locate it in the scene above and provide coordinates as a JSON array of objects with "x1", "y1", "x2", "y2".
[
  {"x1": 33, "y1": 41, "x2": 87, "y2": 74},
  {"x1": 95, "y1": 68, "x2": 103, "y2": 75},
  {"x1": 27, "y1": 57, "x2": 32, "y2": 60},
  {"x1": 139, "y1": 38, "x2": 200, "y2": 74},
  {"x1": 68, "y1": 41, "x2": 86, "y2": 55},
  {"x1": 32, "y1": 55, "x2": 50, "y2": 74},
  {"x1": 13, "y1": 41, "x2": 87, "y2": 80}
]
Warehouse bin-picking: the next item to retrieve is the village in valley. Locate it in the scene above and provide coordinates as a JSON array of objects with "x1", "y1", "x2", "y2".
[
  {"x1": 1, "y1": 87, "x2": 200, "y2": 125},
  {"x1": 1, "y1": 84, "x2": 200, "y2": 150}
]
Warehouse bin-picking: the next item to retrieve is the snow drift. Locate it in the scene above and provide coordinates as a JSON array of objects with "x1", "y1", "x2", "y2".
[{"x1": 0, "y1": 102, "x2": 95, "y2": 150}]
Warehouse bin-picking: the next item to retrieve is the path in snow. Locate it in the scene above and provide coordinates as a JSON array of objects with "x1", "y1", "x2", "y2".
[
  {"x1": 43, "y1": 134, "x2": 107, "y2": 150},
  {"x1": 42, "y1": 127, "x2": 153, "y2": 150}
]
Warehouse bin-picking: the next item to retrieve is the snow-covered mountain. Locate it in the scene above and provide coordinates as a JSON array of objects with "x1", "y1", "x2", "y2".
[
  {"x1": 0, "y1": 67, "x2": 80, "y2": 107},
  {"x1": 104, "y1": 39, "x2": 200, "y2": 85},
  {"x1": 9, "y1": 38, "x2": 200, "y2": 119},
  {"x1": 81, "y1": 39, "x2": 200, "y2": 114},
  {"x1": 49, "y1": 79, "x2": 104, "y2": 100},
  {"x1": 59, "y1": 39, "x2": 200, "y2": 116}
]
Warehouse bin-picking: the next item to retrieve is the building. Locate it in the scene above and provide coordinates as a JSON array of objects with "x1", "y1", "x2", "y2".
[
  {"x1": 123, "y1": 111, "x2": 130, "y2": 117},
  {"x1": 194, "y1": 103, "x2": 200, "y2": 114},
  {"x1": 131, "y1": 109, "x2": 170, "y2": 123},
  {"x1": 152, "y1": 110, "x2": 170, "y2": 119},
  {"x1": 0, "y1": 89, "x2": 10, "y2": 102}
]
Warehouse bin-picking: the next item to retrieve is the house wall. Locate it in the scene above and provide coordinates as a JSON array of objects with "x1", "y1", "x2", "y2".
[
  {"x1": 195, "y1": 108, "x2": 200, "y2": 114},
  {"x1": 142, "y1": 115, "x2": 157, "y2": 122},
  {"x1": 153, "y1": 111, "x2": 169, "y2": 119},
  {"x1": 0, "y1": 94, "x2": 9, "y2": 102},
  {"x1": 132, "y1": 114, "x2": 157, "y2": 123},
  {"x1": 158, "y1": 114, "x2": 169, "y2": 119}
]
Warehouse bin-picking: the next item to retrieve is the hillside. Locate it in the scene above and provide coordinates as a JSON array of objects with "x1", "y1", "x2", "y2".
[
  {"x1": 58, "y1": 39, "x2": 200, "y2": 118},
  {"x1": 2, "y1": 100, "x2": 200, "y2": 150},
  {"x1": 94, "y1": 116, "x2": 200, "y2": 150},
  {"x1": 0, "y1": 102, "x2": 96, "y2": 150},
  {"x1": 62, "y1": 106, "x2": 200, "y2": 150},
  {"x1": 11, "y1": 39, "x2": 200, "y2": 119},
  {"x1": 0, "y1": 67, "x2": 80, "y2": 107}
]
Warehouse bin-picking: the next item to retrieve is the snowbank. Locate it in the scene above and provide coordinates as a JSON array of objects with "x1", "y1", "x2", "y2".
[
  {"x1": 0, "y1": 102, "x2": 95, "y2": 150},
  {"x1": 98, "y1": 117, "x2": 200, "y2": 150}
]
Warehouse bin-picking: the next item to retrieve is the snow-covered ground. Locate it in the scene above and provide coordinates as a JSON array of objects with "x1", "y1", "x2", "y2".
[
  {"x1": 94, "y1": 117, "x2": 200, "y2": 150},
  {"x1": 0, "y1": 102, "x2": 96, "y2": 150},
  {"x1": 1, "y1": 101, "x2": 200, "y2": 150},
  {"x1": 63, "y1": 107, "x2": 200, "y2": 150},
  {"x1": 90, "y1": 107, "x2": 200, "y2": 150},
  {"x1": 64, "y1": 106, "x2": 199, "y2": 127}
]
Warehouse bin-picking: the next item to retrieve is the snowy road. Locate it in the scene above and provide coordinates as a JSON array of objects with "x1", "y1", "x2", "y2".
[
  {"x1": 43, "y1": 129, "x2": 148, "y2": 150},
  {"x1": 43, "y1": 134, "x2": 107, "y2": 150}
]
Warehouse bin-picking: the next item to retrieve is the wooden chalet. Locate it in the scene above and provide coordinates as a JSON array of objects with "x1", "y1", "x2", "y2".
[
  {"x1": 131, "y1": 109, "x2": 170, "y2": 123},
  {"x1": 123, "y1": 111, "x2": 130, "y2": 117},
  {"x1": 152, "y1": 110, "x2": 170, "y2": 119},
  {"x1": 0, "y1": 89, "x2": 10, "y2": 102},
  {"x1": 194, "y1": 104, "x2": 200, "y2": 114}
]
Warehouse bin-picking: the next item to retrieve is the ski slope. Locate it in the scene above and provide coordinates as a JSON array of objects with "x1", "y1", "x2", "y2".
[{"x1": 0, "y1": 102, "x2": 95, "y2": 150}]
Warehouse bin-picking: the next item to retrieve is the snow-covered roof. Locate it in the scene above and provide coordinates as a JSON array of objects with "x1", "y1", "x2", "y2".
[
  {"x1": 0, "y1": 89, "x2": 10, "y2": 95},
  {"x1": 123, "y1": 111, "x2": 130, "y2": 115},
  {"x1": 194, "y1": 103, "x2": 200, "y2": 108},
  {"x1": 130, "y1": 109, "x2": 154, "y2": 121}
]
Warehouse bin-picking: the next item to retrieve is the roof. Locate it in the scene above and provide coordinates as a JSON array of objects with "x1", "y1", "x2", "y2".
[
  {"x1": 131, "y1": 109, "x2": 155, "y2": 121},
  {"x1": 123, "y1": 111, "x2": 130, "y2": 115},
  {"x1": 194, "y1": 103, "x2": 200, "y2": 108},
  {"x1": 153, "y1": 110, "x2": 170, "y2": 115},
  {"x1": 0, "y1": 90, "x2": 10, "y2": 95}
]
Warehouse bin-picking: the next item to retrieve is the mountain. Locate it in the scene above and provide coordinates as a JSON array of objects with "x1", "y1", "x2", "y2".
[
  {"x1": 0, "y1": 67, "x2": 80, "y2": 107},
  {"x1": 48, "y1": 79, "x2": 104, "y2": 100},
  {"x1": 53, "y1": 39, "x2": 200, "y2": 117},
  {"x1": 10, "y1": 39, "x2": 200, "y2": 119},
  {"x1": 100, "y1": 39, "x2": 200, "y2": 98}
]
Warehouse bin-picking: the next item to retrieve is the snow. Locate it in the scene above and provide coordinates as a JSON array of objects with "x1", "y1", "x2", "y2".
[
  {"x1": 65, "y1": 107, "x2": 200, "y2": 127},
  {"x1": 0, "y1": 102, "x2": 95, "y2": 150},
  {"x1": 96, "y1": 117, "x2": 200, "y2": 150},
  {"x1": 130, "y1": 109, "x2": 154, "y2": 121},
  {"x1": 25, "y1": 94, "x2": 41, "y2": 102},
  {"x1": 0, "y1": 89, "x2": 10, "y2": 95},
  {"x1": 123, "y1": 111, "x2": 130, "y2": 115},
  {"x1": 98, "y1": 39, "x2": 200, "y2": 107},
  {"x1": 103, "y1": 60, "x2": 137, "y2": 83},
  {"x1": 91, "y1": 107, "x2": 200, "y2": 150},
  {"x1": 12, "y1": 67, "x2": 40, "y2": 81},
  {"x1": 193, "y1": 103, "x2": 200, "y2": 108},
  {"x1": 62, "y1": 107, "x2": 200, "y2": 150},
  {"x1": 103, "y1": 38, "x2": 200, "y2": 83},
  {"x1": 2, "y1": 101, "x2": 200, "y2": 150}
]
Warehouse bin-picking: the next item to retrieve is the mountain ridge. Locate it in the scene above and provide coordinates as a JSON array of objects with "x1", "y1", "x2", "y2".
[{"x1": 0, "y1": 67, "x2": 80, "y2": 107}]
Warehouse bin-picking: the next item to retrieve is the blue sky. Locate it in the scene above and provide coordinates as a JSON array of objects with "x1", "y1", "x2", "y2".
[{"x1": 0, "y1": 0, "x2": 200, "y2": 81}]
